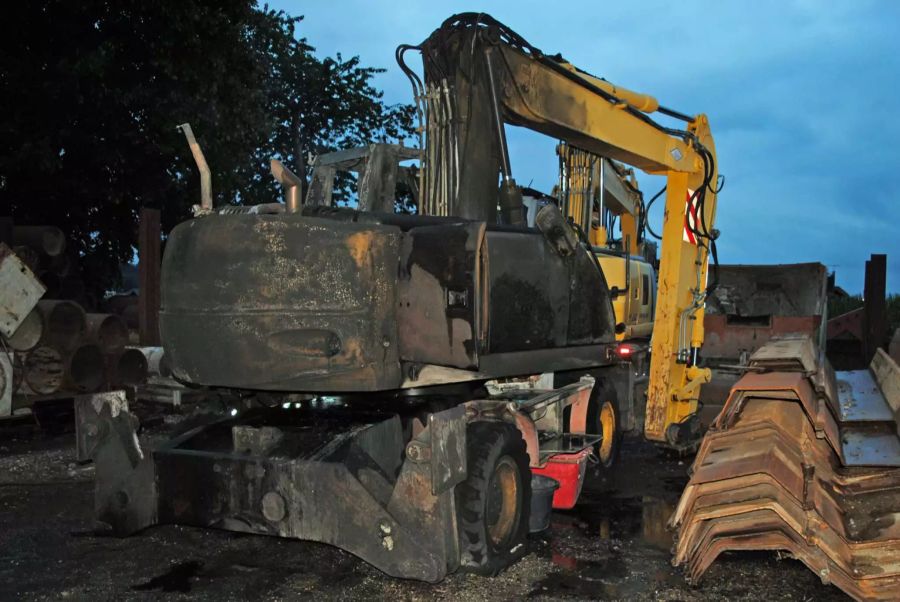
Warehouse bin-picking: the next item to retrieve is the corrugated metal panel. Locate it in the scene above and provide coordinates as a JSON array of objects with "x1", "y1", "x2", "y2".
[{"x1": 672, "y1": 337, "x2": 900, "y2": 601}]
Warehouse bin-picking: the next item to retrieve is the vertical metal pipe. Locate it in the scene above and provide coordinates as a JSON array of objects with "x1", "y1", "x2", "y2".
[
  {"x1": 598, "y1": 157, "x2": 606, "y2": 233},
  {"x1": 270, "y1": 160, "x2": 304, "y2": 213},
  {"x1": 484, "y1": 49, "x2": 512, "y2": 182},
  {"x1": 177, "y1": 123, "x2": 212, "y2": 211}
]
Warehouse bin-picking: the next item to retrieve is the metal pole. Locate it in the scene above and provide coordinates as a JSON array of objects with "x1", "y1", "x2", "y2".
[{"x1": 176, "y1": 123, "x2": 213, "y2": 212}]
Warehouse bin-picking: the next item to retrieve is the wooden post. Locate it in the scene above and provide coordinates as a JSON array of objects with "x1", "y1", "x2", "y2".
[
  {"x1": 138, "y1": 208, "x2": 161, "y2": 346},
  {"x1": 863, "y1": 253, "x2": 887, "y2": 363}
]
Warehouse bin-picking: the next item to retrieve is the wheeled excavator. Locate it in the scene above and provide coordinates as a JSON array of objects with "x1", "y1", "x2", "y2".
[{"x1": 78, "y1": 13, "x2": 722, "y2": 581}]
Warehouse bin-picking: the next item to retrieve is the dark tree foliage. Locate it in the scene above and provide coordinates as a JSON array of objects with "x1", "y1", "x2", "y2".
[
  {"x1": 829, "y1": 294, "x2": 900, "y2": 334},
  {"x1": 0, "y1": 1, "x2": 415, "y2": 291}
]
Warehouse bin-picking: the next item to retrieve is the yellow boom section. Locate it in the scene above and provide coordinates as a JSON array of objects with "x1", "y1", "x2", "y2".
[{"x1": 486, "y1": 43, "x2": 719, "y2": 443}]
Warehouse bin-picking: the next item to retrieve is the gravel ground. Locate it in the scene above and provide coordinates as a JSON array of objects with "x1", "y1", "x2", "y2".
[{"x1": 0, "y1": 407, "x2": 848, "y2": 601}]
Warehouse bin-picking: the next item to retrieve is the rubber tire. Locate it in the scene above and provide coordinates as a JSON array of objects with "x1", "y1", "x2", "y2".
[
  {"x1": 588, "y1": 380, "x2": 622, "y2": 471},
  {"x1": 456, "y1": 421, "x2": 531, "y2": 575}
]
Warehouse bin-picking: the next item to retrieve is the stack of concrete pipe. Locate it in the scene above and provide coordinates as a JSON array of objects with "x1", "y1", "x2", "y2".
[
  {"x1": 6, "y1": 225, "x2": 152, "y2": 398},
  {"x1": 10, "y1": 300, "x2": 150, "y2": 395},
  {"x1": 11, "y1": 225, "x2": 91, "y2": 306}
]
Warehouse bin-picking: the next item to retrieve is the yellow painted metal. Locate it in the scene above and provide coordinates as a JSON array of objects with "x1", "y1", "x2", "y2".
[
  {"x1": 496, "y1": 47, "x2": 695, "y2": 175},
  {"x1": 619, "y1": 212, "x2": 638, "y2": 256},
  {"x1": 596, "y1": 254, "x2": 655, "y2": 340},
  {"x1": 644, "y1": 117, "x2": 718, "y2": 442},
  {"x1": 486, "y1": 40, "x2": 719, "y2": 444},
  {"x1": 558, "y1": 144, "x2": 641, "y2": 253},
  {"x1": 558, "y1": 61, "x2": 660, "y2": 114},
  {"x1": 598, "y1": 400, "x2": 616, "y2": 463}
]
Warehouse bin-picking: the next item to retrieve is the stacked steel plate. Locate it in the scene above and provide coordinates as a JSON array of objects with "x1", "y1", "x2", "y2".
[{"x1": 672, "y1": 335, "x2": 900, "y2": 601}]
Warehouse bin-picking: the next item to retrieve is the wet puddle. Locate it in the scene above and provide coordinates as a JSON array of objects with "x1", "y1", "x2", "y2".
[
  {"x1": 565, "y1": 494, "x2": 677, "y2": 550},
  {"x1": 132, "y1": 560, "x2": 203, "y2": 593},
  {"x1": 530, "y1": 494, "x2": 684, "y2": 598}
]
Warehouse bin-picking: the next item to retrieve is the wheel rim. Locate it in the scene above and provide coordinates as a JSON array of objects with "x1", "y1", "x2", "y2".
[
  {"x1": 486, "y1": 455, "x2": 519, "y2": 547},
  {"x1": 598, "y1": 400, "x2": 616, "y2": 464}
]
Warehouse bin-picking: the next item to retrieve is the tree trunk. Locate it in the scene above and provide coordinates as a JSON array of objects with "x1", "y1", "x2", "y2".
[{"x1": 292, "y1": 112, "x2": 307, "y2": 201}]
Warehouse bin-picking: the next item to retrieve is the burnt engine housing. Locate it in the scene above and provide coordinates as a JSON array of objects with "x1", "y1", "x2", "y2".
[{"x1": 160, "y1": 210, "x2": 616, "y2": 392}]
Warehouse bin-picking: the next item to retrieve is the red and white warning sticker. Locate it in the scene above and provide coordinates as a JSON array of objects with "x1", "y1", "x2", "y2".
[{"x1": 683, "y1": 188, "x2": 699, "y2": 245}]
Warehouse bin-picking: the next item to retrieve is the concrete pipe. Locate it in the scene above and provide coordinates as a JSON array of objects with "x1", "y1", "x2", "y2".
[
  {"x1": 104, "y1": 295, "x2": 139, "y2": 329},
  {"x1": 10, "y1": 353, "x2": 25, "y2": 395},
  {"x1": 36, "y1": 300, "x2": 86, "y2": 351},
  {"x1": 110, "y1": 348, "x2": 149, "y2": 386},
  {"x1": 12, "y1": 226, "x2": 66, "y2": 257},
  {"x1": 85, "y1": 313, "x2": 128, "y2": 354},
  {"x1": 24, "y1": 346, "x2": 64, "y2": 395},
  {"x1": 121, "y1": 303, "x2": 139, "y2": 330},
  {"x1": 66, "y1": 344, "x2": 105, "y2": 392},
  {"x1": 12, "y1": 245, "x2": 39, "y2": 271},
  {"x1": 104, "y1": 294, "x2": 136, "y2": 316},
  {"x1": 7, "y1": 307, "x2": 44, "y2": 352},
  {"x1": 133, "y1": 346, "x2": 171, "y2": 377},
  {"x1": 42, "y1": 253, "x2": 72, "y2": 278}
]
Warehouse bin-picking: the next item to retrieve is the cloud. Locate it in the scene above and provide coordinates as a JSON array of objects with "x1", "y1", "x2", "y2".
[{"x1": 274, "y1": 0, "x2": 900, "y2": 292}]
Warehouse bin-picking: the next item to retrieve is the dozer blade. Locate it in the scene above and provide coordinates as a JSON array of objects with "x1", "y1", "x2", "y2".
[{"x1": 672, "y1": 339, "x2": 900, "y2": 601}]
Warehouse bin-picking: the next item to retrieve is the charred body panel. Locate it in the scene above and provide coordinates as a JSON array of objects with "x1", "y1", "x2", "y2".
[
  {"x1": 161, "y1": 215, "x2": 403, "y2": 391},
  {"x1": 79, "y1": 395, "x2": 467, "y2": 582},
  {"x1": 161, "y1": 211, "x2": 616, "y2": 392},
  {"x1": 703, "y1": 263, "x2": 828, "y2": 365}
]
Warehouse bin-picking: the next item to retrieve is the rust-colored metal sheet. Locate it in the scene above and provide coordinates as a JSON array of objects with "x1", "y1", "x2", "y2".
[
  {"x1": 673, "y1": 337, "x2": 900, "y2": 601},
  {"x1": 702, "y1": 263, "x2": 827, "y2": 365},
  {"x1": 713, "y1": 371, "x2": 843, "y2": 459}
]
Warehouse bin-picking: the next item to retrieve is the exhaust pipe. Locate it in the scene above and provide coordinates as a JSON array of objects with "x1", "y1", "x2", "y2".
[
  {"x1": 177, "y1": 123, "x2": 213, "y2": 213},
  {"x1": 270, "y1": 159, "x2": 304, "y2": 213}
]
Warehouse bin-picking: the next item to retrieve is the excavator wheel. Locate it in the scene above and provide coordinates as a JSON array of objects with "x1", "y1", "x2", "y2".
[
  {"x1": 456, "y1": 421, "x2": 531, "y2": 575},
  {"x1": 588, "y1": 381, "x2": 622, "y2": 470}
]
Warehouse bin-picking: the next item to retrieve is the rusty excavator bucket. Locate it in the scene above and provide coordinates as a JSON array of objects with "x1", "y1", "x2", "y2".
[{"x1": 672, "y1": 336, "x2": 900, "y2": 601}]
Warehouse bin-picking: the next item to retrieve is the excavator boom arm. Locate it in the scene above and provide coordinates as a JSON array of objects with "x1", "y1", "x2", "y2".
[{"x1": 415, "y1": 13, "x2": 720, "y2": 444}]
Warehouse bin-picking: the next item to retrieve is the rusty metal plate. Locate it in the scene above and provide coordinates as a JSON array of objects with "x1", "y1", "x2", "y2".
[
  {"x1": 0, "y1": 243, "x2": 45, "y2": 339},
  {"x1": 836, "y1": 370, "x2": 894, "y2": 422},
  {"x1": 673, "y1": 358, "x2": 900, "y2": 601},
  {"x1": 749, "y1": 334, "x2": 818, "y2": 373},
  {"x1": 428, "y1": 405, "x2": 467, "y2": 495}
]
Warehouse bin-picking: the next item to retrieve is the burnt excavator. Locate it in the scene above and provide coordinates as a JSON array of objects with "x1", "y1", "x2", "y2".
[
  {"x1": 73, "y1": 13, "x2": 900, "y2": 596},
  {"x1": 77, "y1": 12, "x2": 720, "y2": 582}
]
